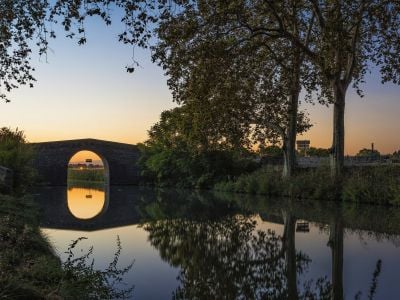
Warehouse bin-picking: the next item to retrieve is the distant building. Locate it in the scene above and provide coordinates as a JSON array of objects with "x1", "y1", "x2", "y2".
[{"x1": 297, "y1": 140, "x2": 310, "y2": 154}]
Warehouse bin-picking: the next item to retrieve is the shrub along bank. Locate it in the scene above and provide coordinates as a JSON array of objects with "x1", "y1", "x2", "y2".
[
  {"x1": 139, "y1": 146, "x2": 258, "y2": 189},
  {"x1": 214, "y1": 165, "x2": 400, "y2": 206},
  {"x1": 0, "y1": 127, "x2": 36, "y2": 194},
  {"x1": 67, "y1": 168, "x2": 105, "y2": 183}
]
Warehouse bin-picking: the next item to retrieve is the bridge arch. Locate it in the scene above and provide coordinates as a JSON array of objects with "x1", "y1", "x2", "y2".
[
  {"x1": 32, "y1": 139, "x2": 140, "y2": 185},
  {"x1": 68, "y1": 150, "x2": 110, "y2": 186}
]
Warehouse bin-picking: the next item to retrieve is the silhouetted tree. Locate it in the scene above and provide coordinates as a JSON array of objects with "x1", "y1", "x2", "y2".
[
  {"x1": 263, "y1": 0, "x2": 400, "y2": 178},
  {"x1": 152, "y1": 0, "x2": 316, "y2": 178},
  {"x1": 356, "y1": 148, "x2": 380, "y2": 158}
]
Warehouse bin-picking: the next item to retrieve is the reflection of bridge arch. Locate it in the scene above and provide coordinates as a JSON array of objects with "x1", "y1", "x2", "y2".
[
  {"x1": 32, "y1": 139, "x2": 140, "y2": 185},
  {"x1": 67, "y1": 185, "x2": 110, "y2": 220},
  {"x1": 36, "y1": 186, "x2": 142, "y2": 231}
]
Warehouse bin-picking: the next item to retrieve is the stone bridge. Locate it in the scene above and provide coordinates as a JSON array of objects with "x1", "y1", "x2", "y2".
[{"x1": 32, "y1": 139, "x2": 141, "y2": 186}]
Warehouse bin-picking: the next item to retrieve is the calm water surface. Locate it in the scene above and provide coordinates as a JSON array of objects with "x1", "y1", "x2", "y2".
[{"x1": 34, "y1": 186, "x2": 400, "y2": 299}]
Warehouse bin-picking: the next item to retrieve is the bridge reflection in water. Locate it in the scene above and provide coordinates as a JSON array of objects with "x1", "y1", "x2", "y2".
[
  {"x1": 67, "y1": 187, "x2": 109, "y2": 220},
  {"x1": 34, "y1": 187, "x2": 400, "y2": 299}
]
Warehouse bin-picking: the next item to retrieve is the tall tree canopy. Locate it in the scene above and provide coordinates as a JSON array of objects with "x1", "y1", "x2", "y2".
[
  {"x1": 262, "y1": 0, "x2": 400, "y2": 177},
  {"x1": 152, "y1": 0, "x2": 400, "y2": 178},
  {"x1": 152, "y1": 0, "x2": 316, "y2": 177}
]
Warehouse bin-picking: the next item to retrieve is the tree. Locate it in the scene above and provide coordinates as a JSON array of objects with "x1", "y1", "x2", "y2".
[
  {"x1": 0, "y1": 1, "x2": 49, "y2": 102},
  {"x1": 299, "y1": 147, "x2": 330, "y2": 157},
  {"x1": 0, "y1": 127, "x2": 35, "y2": 192},
  {"x1": 263, "y1": 0, "x2": 400, "y2": 178},
  {"x1": 259, "y1": 145, "x2": 284, "y2": 158},
  {"x1": 139, "y1": 106, "x2": 257, "y2": 188},
  {"x1": 392, "y1": 150, "x2": 400, "y2": 159},
  {"x1": 152, "y1": 0, "x2": 315, "y2": 178},
  {"x1": 356, "y1": 148, "x2": 380, "y2": 158}
]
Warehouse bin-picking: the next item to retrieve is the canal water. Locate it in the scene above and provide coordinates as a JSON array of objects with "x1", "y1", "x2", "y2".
[{"x1": 34, "y1": 186, "x2": 400, "y2": 299}]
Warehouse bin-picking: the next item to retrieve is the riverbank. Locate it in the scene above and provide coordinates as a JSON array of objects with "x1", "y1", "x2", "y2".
[
  {"x1": 0, "y1": 193, "x2": 132, "y2": 299},
  {"x1": 0, "y1": 194, "x2": 63, "y2": 298},
  {"x1": 214, "y1": 165, "x2": 400, "y2": 206}
]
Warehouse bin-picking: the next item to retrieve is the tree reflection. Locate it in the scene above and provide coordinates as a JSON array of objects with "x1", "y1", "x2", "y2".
[
  {"x1": 328, "y1": 212, "x2": 344, "y2": 300},
  {"x1": 144, "y1": 214, "x2": 326, "y2": 299},
  {"x1": 139, "y1": 191, "x2": 385, "y2": 299},
  {"x1": 282, "y1": 210, "x2": 299, "y2": 300}
]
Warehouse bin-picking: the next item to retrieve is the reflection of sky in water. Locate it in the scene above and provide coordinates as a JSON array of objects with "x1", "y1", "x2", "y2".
[{"x1": 67, "y1": 188, "x2": 106, "y2": 219}]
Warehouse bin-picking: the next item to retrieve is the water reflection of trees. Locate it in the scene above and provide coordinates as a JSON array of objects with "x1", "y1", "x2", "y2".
[
  {"x1": 138, "y1": 190, "x2": 389, "y2": 299},
  {"x1": 144, "y1": 214, "x2": 332, "y2": 299}
]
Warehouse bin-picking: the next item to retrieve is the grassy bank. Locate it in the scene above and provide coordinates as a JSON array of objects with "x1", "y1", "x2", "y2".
[
  {"x1": 68, "y1": 180, "x2": 106, "y2": 191},
  {"x1": 214, "y1": 165, "x2": 400, "y2": 206},
  {"x1": 67, "y1": 168, "x2": 105, "y2": 183},
  {"x1": 0, "y1": 194, "x2": 61, "y2": 298},
  {"x1": 0, "y1": 194, "x2": 132, "y2": 299}
]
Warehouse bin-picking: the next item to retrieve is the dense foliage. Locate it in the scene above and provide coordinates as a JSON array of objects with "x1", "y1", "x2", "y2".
[
  {"x1": 152, "y1": 0, "x2": 317, "y2": 178},
  {"x1": 0, "y1": 127, "x2": 36, "y2": 193},
  {"x1": 139, "y1": 107, "x2": 258, "y2": 188},
  {"x1": 215, "y1": 166, "x2": 400, "y2": 206},
  {"x1": 299, "y1": 147, "x2": 330, "y2": 157}
]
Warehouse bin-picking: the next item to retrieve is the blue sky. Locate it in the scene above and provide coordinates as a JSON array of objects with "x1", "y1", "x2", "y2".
[{"x1": 3, "y1": 15, "x2": 175, "y2": 144}]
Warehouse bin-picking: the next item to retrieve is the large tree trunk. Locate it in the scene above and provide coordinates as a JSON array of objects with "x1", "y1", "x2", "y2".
[
  {"x1": 330, "y1": 82, "x2": 347, "y2": 179},
  {"x1": 282, "y1": 58, "x2": 301, "y2": 179},
  {"x1": 328, "y1": 213, "x2": 344, "y2": 300},
  {"x1": 282, "y1": 210, "x2": 298, "y2": 300},
  {"x1": 283, "y1": 93, "x2": 299, "y2": 179}
]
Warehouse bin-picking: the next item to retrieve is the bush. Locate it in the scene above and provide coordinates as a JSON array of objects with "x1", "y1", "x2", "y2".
[
  {"x1": 342, "y1": 166, "x2": 400, "y2": 205},
  {"x1": 215, "y1": 166, "x2": 284, "y2": 196},
  {"x1": 139, "y1": 145, "x2": 258, "y2": 189},
  {"x1": 68, "y1": 168, "x2": 105, "y2": 183},
  {"x1": 284, "y1": 168, "x2": 335, "y2": 200},
  {"x1": 0, "y1": 127, "x2": 36, "y2": 193},
  {"x1": 215, "y1": 165, "x2": 400, "y2": 205}
]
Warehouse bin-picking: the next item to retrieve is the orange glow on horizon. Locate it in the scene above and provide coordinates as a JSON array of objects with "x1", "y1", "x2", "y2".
[{"x1": 69, "y1": 150, "x2": 104, "y2": 165}]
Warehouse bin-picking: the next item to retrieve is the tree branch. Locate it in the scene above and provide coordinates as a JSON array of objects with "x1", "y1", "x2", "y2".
[
  {"x1": 345, "y1": 2, "x2": 367, "y2": 84},
  {"x1": 310, "y1": 0, "x2": 325, "y2": 29}
]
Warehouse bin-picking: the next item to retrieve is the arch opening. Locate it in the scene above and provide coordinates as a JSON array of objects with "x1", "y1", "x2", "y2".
[{"x1": 67, "y1": 150, "x2": 109, "y2": 220}]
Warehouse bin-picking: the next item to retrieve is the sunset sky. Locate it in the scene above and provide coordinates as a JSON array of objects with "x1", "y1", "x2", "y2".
[{"x1": 2, "y1": 17, "x2": 399, "y2": 155}]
